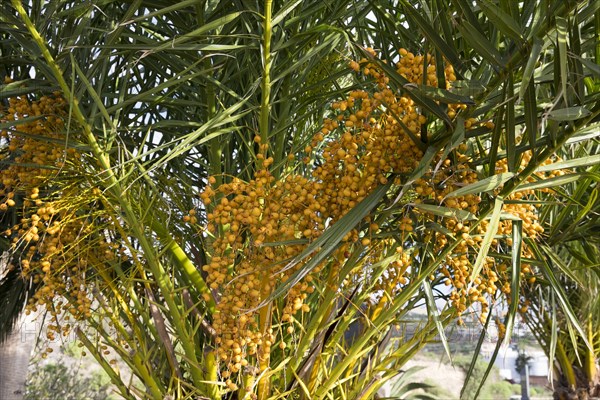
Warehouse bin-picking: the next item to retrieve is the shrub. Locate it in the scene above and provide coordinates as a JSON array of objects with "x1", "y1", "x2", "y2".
[{"x1": 25, "y1": 361, "x2": 113, "y2": 400}]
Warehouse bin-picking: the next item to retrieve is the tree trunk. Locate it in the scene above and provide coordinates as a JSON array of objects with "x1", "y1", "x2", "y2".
[
  {"x1": 553, "y1": 368, "x2": 600, "y2": 400},
  {"x1": 0, "y1": 314, "x2": 36, "y2": 400},
  {"x1": 521, "y1": 363, "x2": 530, "y2": 400}
]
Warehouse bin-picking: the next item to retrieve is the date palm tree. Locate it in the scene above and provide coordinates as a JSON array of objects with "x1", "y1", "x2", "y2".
[{"x1": 1, "y1": 1, "x2": 599, "y2": 399}]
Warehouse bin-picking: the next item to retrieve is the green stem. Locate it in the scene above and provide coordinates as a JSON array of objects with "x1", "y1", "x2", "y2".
[
  {"x1": 256, "y1": 3, "x2": 273, "y2": 399},
  {"x1": 202, "y1": 352, "x2": 219, "y2": 400},
  {"x1": 584, "y1": 318, "x2": 597, "y2": 385},
  {"x1": 150, "y1": 218, "x2": 216, "y2": 313},
  {"x1": 259, "y1": 0, "x2": 273, "y2": 153},
  {"x1": 272, "y1": 76, "x2": 291, "y2": 179},
  {"x1": 556, "y1": 339, "x2": 577, "y2": 389}
]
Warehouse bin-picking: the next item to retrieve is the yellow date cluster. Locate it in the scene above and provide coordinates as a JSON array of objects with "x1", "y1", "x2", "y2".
[{"x1": 1, "y1": 86, "x2": 121, "y2": 356}]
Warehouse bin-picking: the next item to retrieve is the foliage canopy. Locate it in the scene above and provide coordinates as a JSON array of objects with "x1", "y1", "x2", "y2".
[{"x1": 1, "y1": 0, "x2": 599, "y2": 399}]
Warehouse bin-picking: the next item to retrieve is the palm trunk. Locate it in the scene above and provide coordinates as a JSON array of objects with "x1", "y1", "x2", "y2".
[{"x1": 0, "y1": 314, "x2": 36, "y2": 400}]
